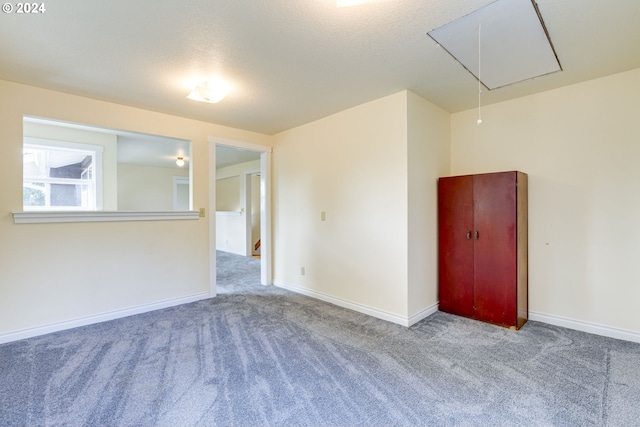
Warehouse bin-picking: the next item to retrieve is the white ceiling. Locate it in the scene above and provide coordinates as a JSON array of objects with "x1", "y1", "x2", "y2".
[{"x1": 1, "y1": 0, "x2": 639, "y2": 135}]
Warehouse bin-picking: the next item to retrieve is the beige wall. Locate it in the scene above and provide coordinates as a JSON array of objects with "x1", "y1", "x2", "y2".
[
  {"x1": 450, "y1": 68, "x2": 640, "y2": 333},
  {"x1": 273, "y1": 92, "x2": 409, "y2": 316},
  {"x1": 407, "y1": 92, "x2": 450, "y2": 317},
  {"x1": 0, "y1": 79, "x2": 270, "y2": 338},
  {"x1": 272, "y1": 91, "x2": 449, "y2": 321},
  {"x1": 118, "y1": 163, "x2": 189, "y2": 211},
  {"x1": 216, "y1": 176, "x2": 241, "y2": 211}
]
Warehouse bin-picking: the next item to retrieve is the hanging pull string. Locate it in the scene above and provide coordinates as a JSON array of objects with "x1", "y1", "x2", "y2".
[{"x1": 477, "y1": 23, "x2": 483, "y2": 125}]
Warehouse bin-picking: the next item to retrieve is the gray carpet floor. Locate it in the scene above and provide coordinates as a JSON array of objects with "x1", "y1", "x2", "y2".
[{"x1": 1, "y1": 250, "x2": 639, "y2": 426}]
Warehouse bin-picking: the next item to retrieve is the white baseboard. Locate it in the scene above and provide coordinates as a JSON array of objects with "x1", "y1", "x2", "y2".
[
  {"x1": 271, "y1": 283, "x2": 640, "y2": 342},
  {"x1": 0, "y1": 292, "x2": 211, "y2": 345},
  {"x1": 274, "y1": 281, "x2": 437, "y2": 327},
  {"x1": 8, "y1": 287, "x2": 636, "y2": 346},
  {"x1": 409, "y1": 303, "x2": 439, "y2": 326},
  {"x1": 529, "y1": 311, "x2": 640, "y2": 344}
]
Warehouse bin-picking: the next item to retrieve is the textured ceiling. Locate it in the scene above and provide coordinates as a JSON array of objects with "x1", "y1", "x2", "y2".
[{"x1": 1, "y1": 0, "x2": 639, "y2": 135}]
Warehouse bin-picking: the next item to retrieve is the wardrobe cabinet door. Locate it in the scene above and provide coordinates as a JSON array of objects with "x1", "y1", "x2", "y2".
[
  {"x1": 438, "y1": 175, "x2": 474, "y2": 318},
  {"x1": 472, "y1": 172, "x2": 518, "y2": 326}
]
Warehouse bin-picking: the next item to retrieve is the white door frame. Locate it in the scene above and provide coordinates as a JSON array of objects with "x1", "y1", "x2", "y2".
[{"x1": 208, "y1": 137, "x2": 272, "y2": 296}]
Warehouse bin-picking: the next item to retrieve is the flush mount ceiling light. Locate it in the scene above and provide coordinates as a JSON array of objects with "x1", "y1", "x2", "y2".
[
  {"x1": 176, "y1": 157, "x2": 185, "y2": 167},
  {"x1": 427, "y1": 0, "x2": 561, "y2": 90},
  {"x1": 187, "y1": 79, "x2": 230, "y2": 103}
]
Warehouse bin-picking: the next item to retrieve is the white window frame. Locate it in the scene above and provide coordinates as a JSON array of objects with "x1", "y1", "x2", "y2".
[{"x1": 23, "y1": 137, "x2": 104, "y2": 211}]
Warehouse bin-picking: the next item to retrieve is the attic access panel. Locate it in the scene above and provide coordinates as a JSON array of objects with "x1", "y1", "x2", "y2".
[{"x1": 428, "y1": 0, "x2": 561, "y2": 90}]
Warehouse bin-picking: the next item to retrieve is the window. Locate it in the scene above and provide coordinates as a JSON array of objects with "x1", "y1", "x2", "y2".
[{"x1": 23, "y1": 138, "x2": 103, "y2": 211}]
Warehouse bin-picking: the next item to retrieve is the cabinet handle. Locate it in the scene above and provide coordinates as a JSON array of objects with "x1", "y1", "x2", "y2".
[
  {"x1": 475, "y1": 231, "x2": 479, "y2": 240},
  {"x1": 466, "y1": 231, "x2": 472, "y2": 240}
]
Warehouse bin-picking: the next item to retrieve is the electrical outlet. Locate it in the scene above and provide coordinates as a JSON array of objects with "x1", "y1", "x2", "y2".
[
  {"x1": 300, "y1": 267, "x2": 305, "y2": 275},
  {"x1": 321, "y1": 211, "x2": 326, "y2": 221}
]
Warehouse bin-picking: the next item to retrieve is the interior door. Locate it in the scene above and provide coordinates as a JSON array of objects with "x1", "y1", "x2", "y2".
[
  {"x1": 438, "y1": 175, "x2": 475, "y2": 318},
  {"x1": 472, "y1": 172, "x2": 517, "y2": 326}
]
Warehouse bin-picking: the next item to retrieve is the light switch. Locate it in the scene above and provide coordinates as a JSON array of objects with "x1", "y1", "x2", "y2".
[{"x1": 321, "y1": 211, "x2": 326, "y2": 221}]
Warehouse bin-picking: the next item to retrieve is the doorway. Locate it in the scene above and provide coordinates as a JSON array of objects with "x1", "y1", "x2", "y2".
[
  {"x1": 208, "y1": 137, "x2": 272, "y2": 296},
  {"x1": 245, "y1": 170, "x2": 261, "y2": 258}
]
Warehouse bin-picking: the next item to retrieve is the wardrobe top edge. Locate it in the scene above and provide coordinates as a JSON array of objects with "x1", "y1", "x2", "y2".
[{"x1": 439, "y1": 171, "x2": 527, "y2": 180}]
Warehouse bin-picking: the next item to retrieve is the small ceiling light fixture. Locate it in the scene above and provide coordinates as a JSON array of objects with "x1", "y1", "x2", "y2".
[
  {"x1": 176, "y1": 157, "x2": 185, "y2": 167},
  {"x1": 187, "y1": 79, "x2": 230, "y2": 103}
]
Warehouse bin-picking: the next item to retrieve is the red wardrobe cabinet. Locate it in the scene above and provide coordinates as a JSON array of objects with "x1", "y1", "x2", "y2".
[{"x1": 438, "y1": 171, "x2": 528, "y2": 330}]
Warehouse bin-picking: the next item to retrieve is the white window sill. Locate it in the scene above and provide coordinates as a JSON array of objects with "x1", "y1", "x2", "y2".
[{"x1": 12, "y1": 210, "x2": 200, "y2": 224}]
